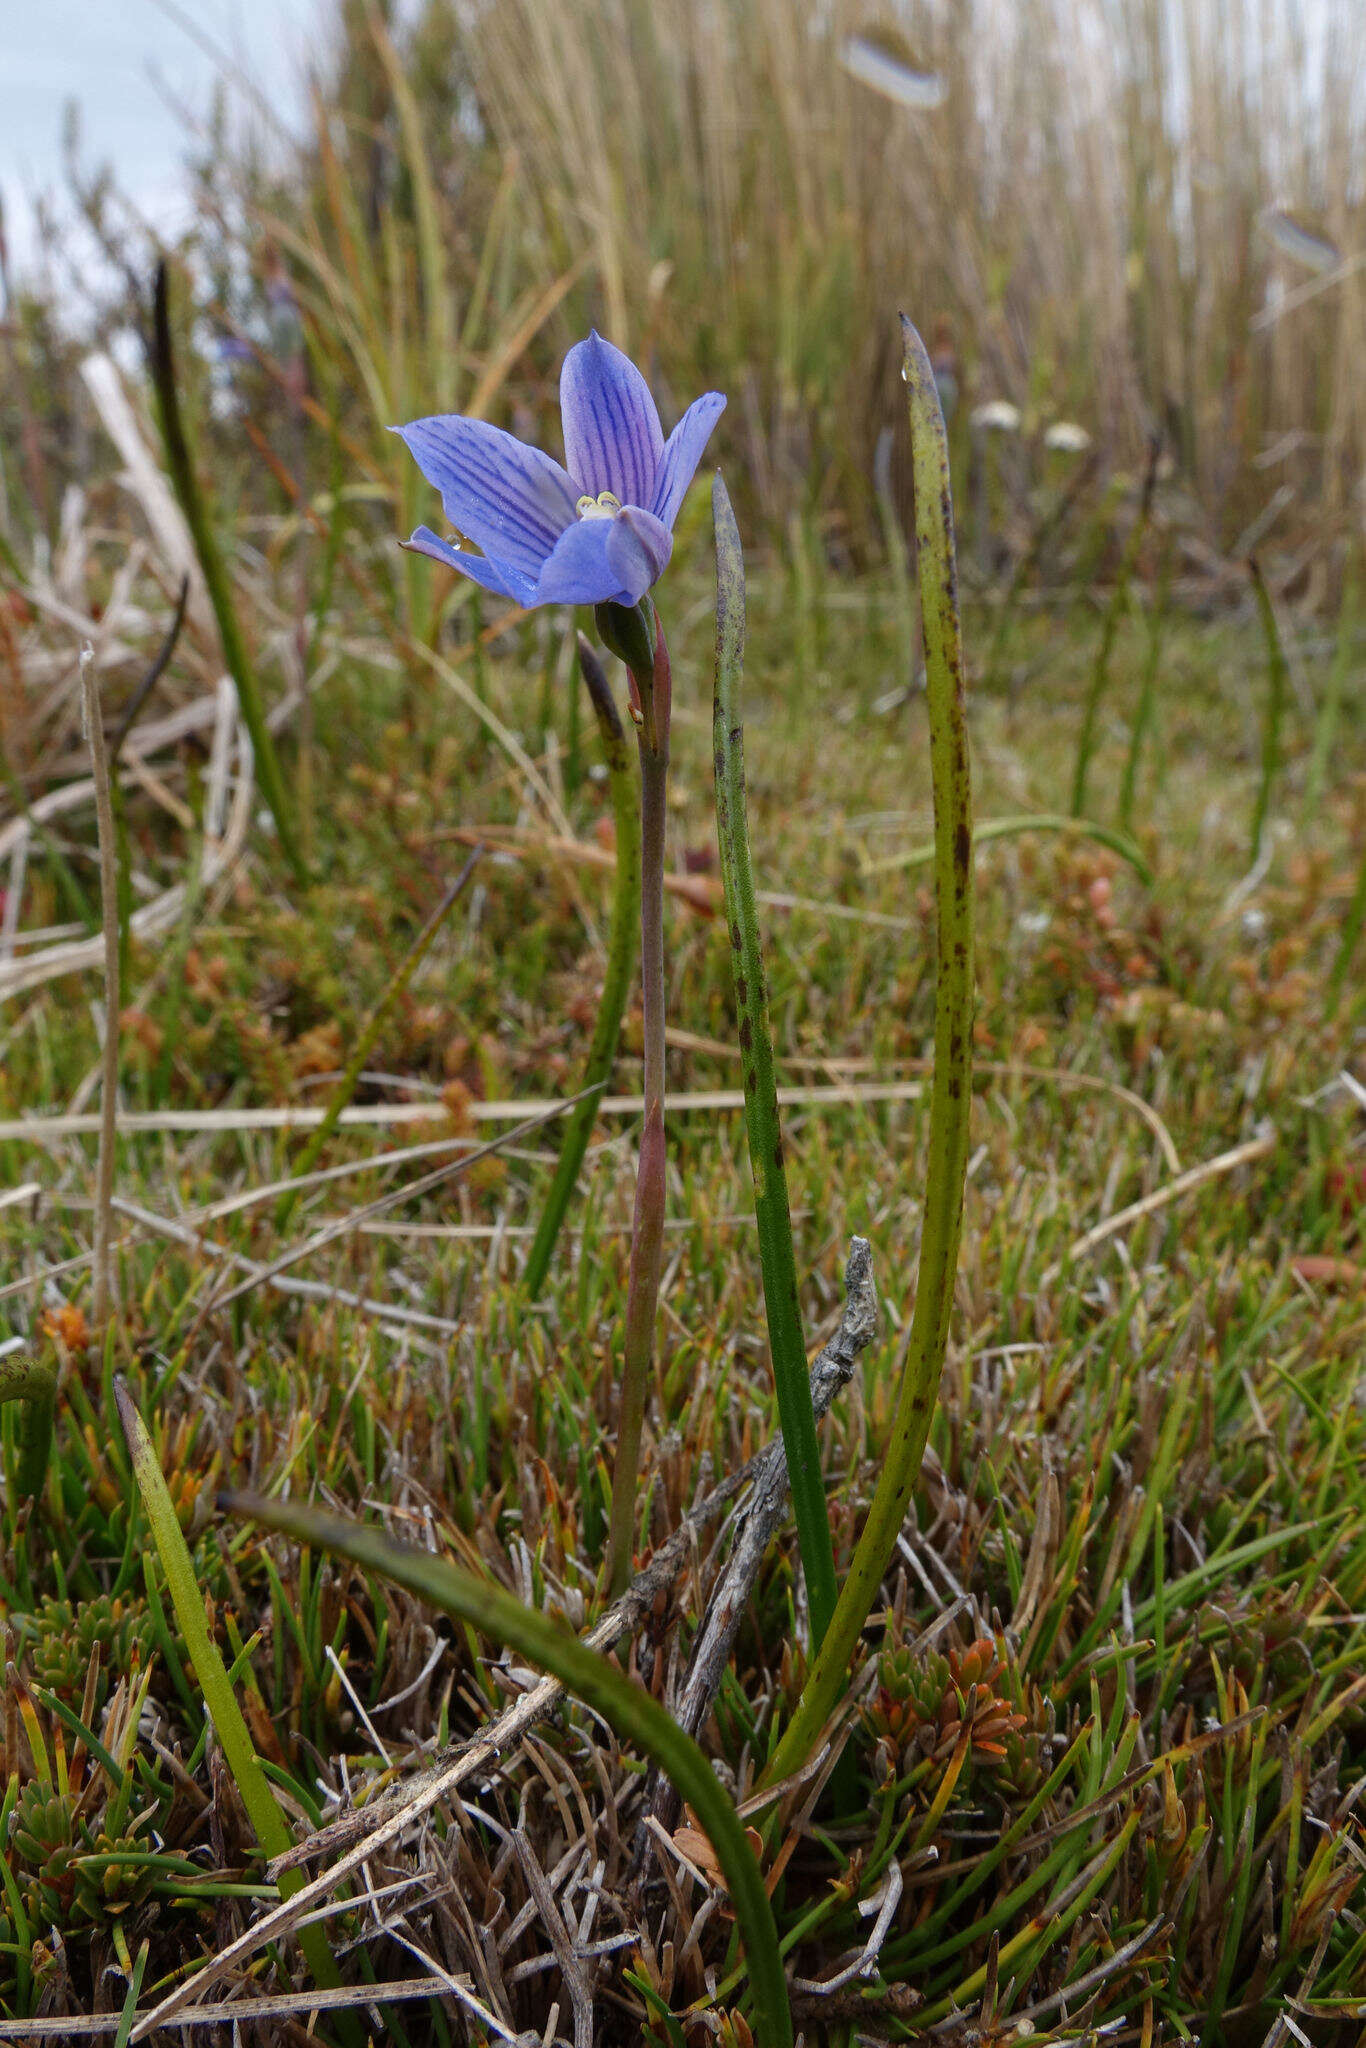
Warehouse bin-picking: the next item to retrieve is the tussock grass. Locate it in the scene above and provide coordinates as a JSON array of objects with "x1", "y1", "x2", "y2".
[
  {"x1": 460, "y1": 0, "x2": 1366, "y2": 562},
  {"x1": 8, "y1": 1, "x2": 1365, "y2": 579}
]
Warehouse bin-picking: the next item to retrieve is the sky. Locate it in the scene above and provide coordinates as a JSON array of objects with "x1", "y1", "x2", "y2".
[{"x1": 0, "y1": 0, "x2": 326, "y2": 285}]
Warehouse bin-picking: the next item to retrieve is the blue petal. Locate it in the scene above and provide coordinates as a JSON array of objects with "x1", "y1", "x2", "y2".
[
  {"x1": 612, "y1": 507, "x2": 673, "y2": 597},
  {"x1": 559, "y1": 333, "x2": 664, "y2": 510},
  {"x1": 393, "y1": 416, "x2": 576, "y2": 581},
  {"x1": 532, "y1": 519, "x2": 633, "y2": 607},
  {"x1": 403, "y1": 526, "x2": 536, "y2": 606},
  {"x1": 651, "y1": 392, "x2": 726, "y2": 531}
]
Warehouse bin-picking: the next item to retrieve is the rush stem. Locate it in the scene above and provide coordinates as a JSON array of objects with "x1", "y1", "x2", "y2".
[{"x1": 608, "y1": 622, "x2": 671, "y2": 1598}]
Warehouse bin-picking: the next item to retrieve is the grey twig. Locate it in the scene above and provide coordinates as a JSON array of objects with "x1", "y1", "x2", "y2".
[
  {"x1": 275, "y1": 1246, "x2": 874, "y2": 1876},
  {"x1": 512, "y1": 1832, "x2": 595, "y2": 2048},
  {"x1": 264, "y1": 1458, "x2": 763, "y2": 1879},
  {"x1": 789, "y1": 1858, "x2": 902, "y2": 1995},
  {"x1": 645, "y1": 1236, "x2": 878, "y2": 1841}
]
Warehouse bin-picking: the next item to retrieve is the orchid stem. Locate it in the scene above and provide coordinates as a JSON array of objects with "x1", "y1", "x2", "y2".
[
  {"x1": 608, "y1": 611, "x2": 670, "y2": 1597},
  {"x1": 712, "y1": 474, "x2": 839, "y2": 1654},
  {"x1": 524, "y1": 639, "x2": 641, "y2": 1298},
  {"x1": 757, "y1": 315, "x2": 974, "y2": 1794}
]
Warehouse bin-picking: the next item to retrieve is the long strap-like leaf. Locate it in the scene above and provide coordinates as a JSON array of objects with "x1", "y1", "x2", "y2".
[
  {"x1": 224, "y1": 1490, "x2": 794, "y2": 2048},
  {"x1": 712, "y1": 473, "x2": 839, "y2": 1653},
  {"x1": 759, "y1": 314, "x2": 975, "y2": 1792}
]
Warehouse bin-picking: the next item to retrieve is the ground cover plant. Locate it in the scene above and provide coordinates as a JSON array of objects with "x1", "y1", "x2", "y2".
[{"x1": 2, "y1": 2, "x2": 1366, "y2": 2042}]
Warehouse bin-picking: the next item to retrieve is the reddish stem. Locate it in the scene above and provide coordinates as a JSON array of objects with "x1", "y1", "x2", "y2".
[{"x1": 608, "y1": 612, "x2": 671, "y2": 1596}]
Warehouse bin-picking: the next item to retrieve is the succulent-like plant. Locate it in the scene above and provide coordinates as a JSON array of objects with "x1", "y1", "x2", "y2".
[
  {"x1": 863, "y1": 1629, "x2": 1038, "y2": 1791},
  {"x1": 9, "y1": 1782, "x2": 160, "y2": 1934},
  {"x1": 9, "y1": 1782, "x2": 82, "y2": 1928},
  {"x1": 18, "y1": 1592, "x2": 155, "y2": 1710}
]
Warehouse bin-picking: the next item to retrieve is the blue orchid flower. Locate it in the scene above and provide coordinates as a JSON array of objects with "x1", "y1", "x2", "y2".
[{"x1": 394, "y1": 333, "x2": 725, "y2": 610}]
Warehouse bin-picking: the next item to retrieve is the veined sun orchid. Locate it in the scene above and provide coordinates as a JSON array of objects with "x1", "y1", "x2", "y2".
[
  {"x1": 397, "y1": 332, "x2": 724, "y2": 1600},
  {"x1": 394, "y1": 333, "x2": 725, "y2": 609}
]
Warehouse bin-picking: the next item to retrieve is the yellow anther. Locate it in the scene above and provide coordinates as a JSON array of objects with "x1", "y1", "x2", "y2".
[{"x1": 575, "y1": 490, "x2": 623, "y2": 520}]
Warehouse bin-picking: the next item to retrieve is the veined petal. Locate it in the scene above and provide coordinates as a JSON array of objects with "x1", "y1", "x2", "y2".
[
  {"x1": 531, "y1": 506, "x2": 672, "y2": 608},
  {"x1": 532, "y1": 518, "x2": 634, "y2": 608},
  {"x1": 651, "y1": 392, "x2": 727, "y2": 531},
  {"x1": 393, "y1": 416, "x2": 576, "y2": 581},
  {"x1": 403, "y1": 525, "x2": 537, "y2": 607},
  {"x1": 560, "y1": 333, "x2": 664, "y2": 510}
]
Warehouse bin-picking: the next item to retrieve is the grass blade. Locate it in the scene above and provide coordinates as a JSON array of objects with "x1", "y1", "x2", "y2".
[
  {"x1": 368, "y1": 6, "x2": 456, "y2": 415},
  {"x1": 863, "y1": 809, "x2": 1152, "y2": 887},
  {"x1": 113, "y1": 1380, "x2": 351, "y2": 2032},
  {"x1": 111, "y1": 1936, "x2": 150, "y2": 2048},
  {"x1": 1328, "y1": 836, "x2": 1366, "y2": 1019},
  {"x1": 1118, "y1": 534, "x2": 1172, "y2": 834},
  {"x1": 981, "y1": 450, "x2": 1099, "y2": 695},
  {"x1": 274, "y1": 850, "x2": 482, "y2": 1233},
  {"x1": 1304, "y1": 563, "x2": 1358, "y2": 824},
  {"x1": 1248, "y1": 555, "x2": 1289, "y2": 865},
  {"x1": 1070, "y1": 437, "x2": 1159, "y2": 817},
  {"x1": 78, "y1": 646, "x2": 120, "y2": 1330}
]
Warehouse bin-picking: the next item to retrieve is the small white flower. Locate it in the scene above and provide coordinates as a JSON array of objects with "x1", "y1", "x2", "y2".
[{"x1": 971, "y1": 400, "x2": 1021, "y2": 434}]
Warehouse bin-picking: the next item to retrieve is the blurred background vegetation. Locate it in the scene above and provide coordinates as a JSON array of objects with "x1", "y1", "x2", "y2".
[{"x1": 4, "y1": 0, "x2": 1364, "y2": 599}]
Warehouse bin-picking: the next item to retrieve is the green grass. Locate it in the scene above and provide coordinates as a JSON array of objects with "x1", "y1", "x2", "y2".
[{"x1": 1, "y1": 509, "x2": 1365, "y2": 2038}]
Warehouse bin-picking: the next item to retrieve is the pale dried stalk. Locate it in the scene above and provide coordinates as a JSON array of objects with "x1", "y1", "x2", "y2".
[
  {"x1": 78, "y1": 354, "x2": 212, "y2": 636},
  {"x1": 130, "y1": 1477, "x2": 742, "y2": 2039},
  {"x1": 0, "y1": 684, "x2": 253, "y2": 1003},
  {"x1": 1061, "y1": 1126, "x2": 1277, "y2": 1271}
]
